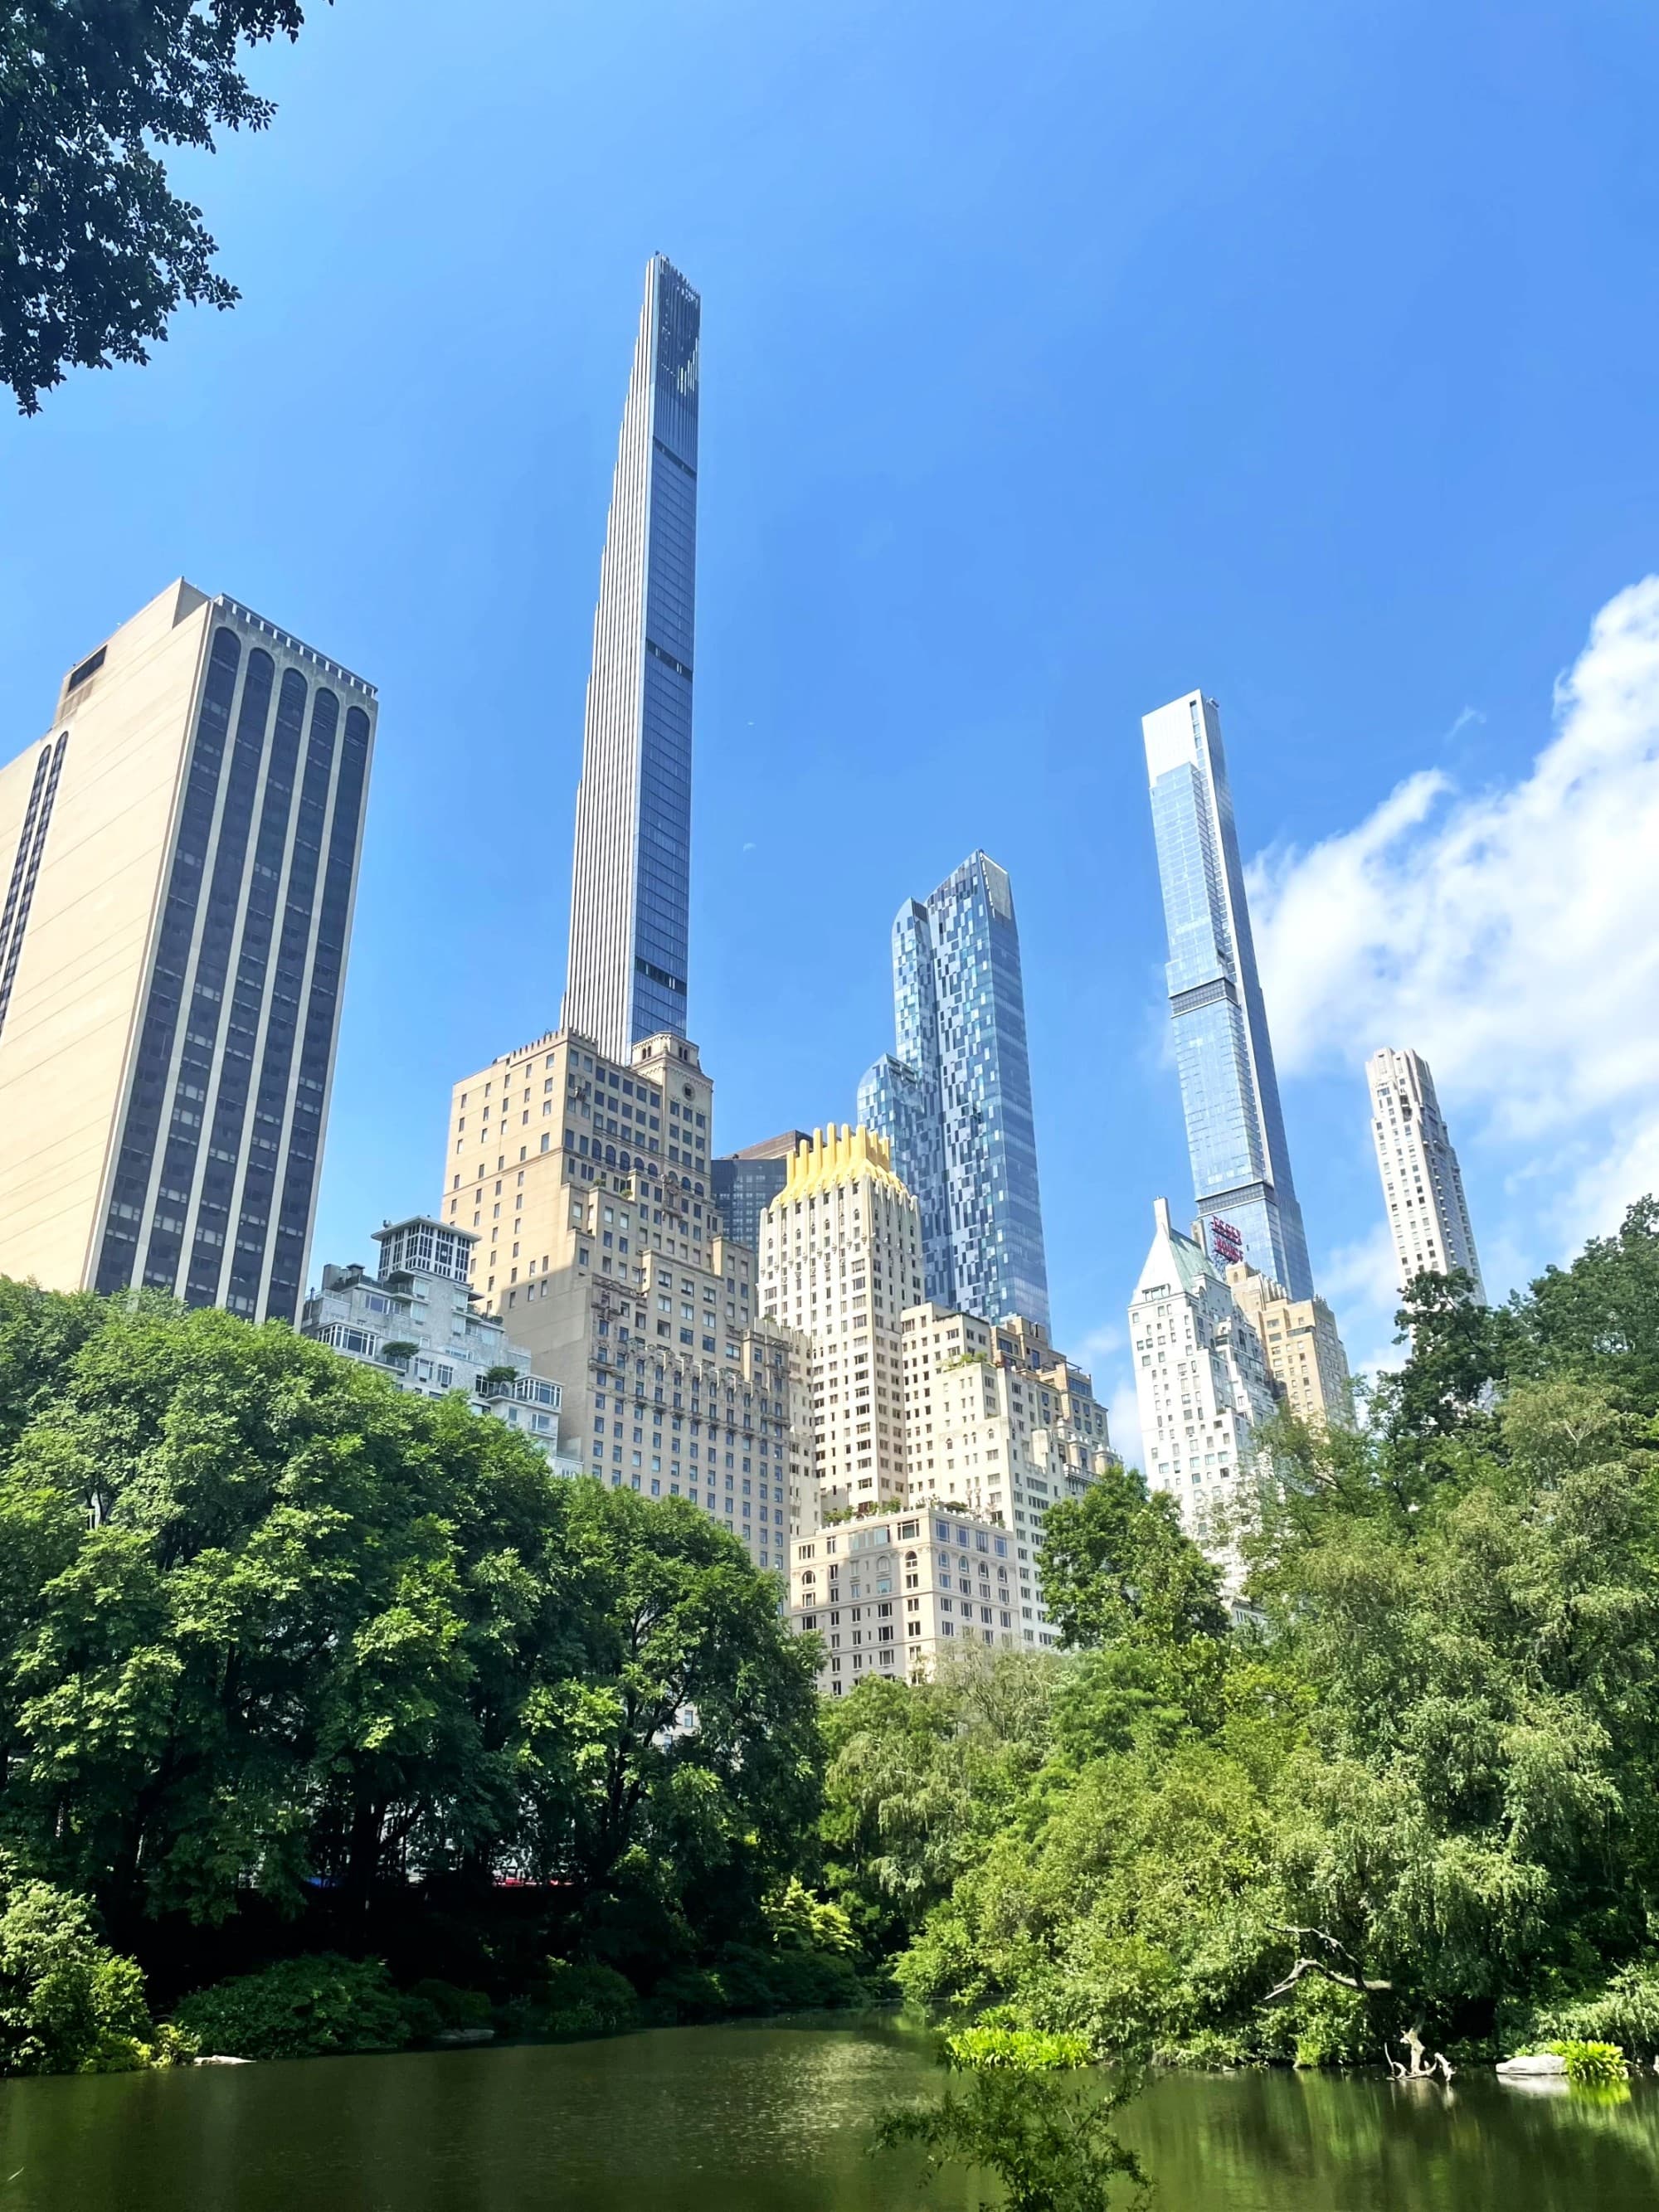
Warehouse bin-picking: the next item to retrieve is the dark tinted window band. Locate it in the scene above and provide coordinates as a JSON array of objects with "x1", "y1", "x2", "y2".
[
  {"x1": 162, "y1": 648, "x2": 276, "y2": 1305},
  {"x1": 265, "y1": 700, "x2": 368, "y2": 1322},
  {"x1": 219, "y1": 667, "x2": 308, "y2": 1313},
  {"x1": 230, "y1": 688, "x2": 337, "y2": 1315},
  {"x1": 0, "y1": 732, "x2": 68, "y2": 1045}
]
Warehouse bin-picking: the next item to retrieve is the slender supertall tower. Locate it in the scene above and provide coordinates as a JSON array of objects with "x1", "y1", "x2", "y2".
[
  {"x1": 1367, "y1": 1047, "x2": 1486, "y2": 1300},
  {"x1": 562, "y1": 255, "x2": 700, "y2": 1062},
  {"x1": 1142, "y1": 693, "x2": 1313, "y2": 1300},
  {"x1": 859, "y1": 852, "x2": 1049, "y2": 1330}
]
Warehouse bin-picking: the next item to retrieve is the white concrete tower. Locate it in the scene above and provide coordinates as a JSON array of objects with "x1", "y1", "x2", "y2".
[
  {"x1": 1131, "y1": 1198, "x2": 1277, "y2": 1559},
  {"x1": 1366, "y1": 1048, "x2": 1486, "y2": 1301}
]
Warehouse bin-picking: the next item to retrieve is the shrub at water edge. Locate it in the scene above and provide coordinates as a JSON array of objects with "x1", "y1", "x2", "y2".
[
  {"x1": 172, "y1": 1956, "x2": 414, "y2": 2061},
  {"x1": 498, "y1": 1961, "x2": 642, "y2": 2039},
  {"x1": 0, "y1": 1872, "x2": 179, "y2": 2075}
]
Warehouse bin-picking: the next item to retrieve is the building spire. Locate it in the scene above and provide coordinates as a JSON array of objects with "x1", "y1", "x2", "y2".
[
  {"x1": 562, "y1": 255, "x2": 700, "y2": 1061},
  {"x1": 1141, "y1": 691, "x2": 1314, "y2": 1300}
]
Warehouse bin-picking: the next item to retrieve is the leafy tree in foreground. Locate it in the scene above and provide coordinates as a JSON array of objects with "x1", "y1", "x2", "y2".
[
  {"x1": 0, "y1": 1291, "x2": 825, "y2": 1968},
  {"x1": 0, "y1": 1296, "x2": 582, "y2": 1928},
  {"x1": 1512, "y1": 1194, "x2": 1659, "y2": 1417},
  {"x1": 513, "y1": 1479, "x2": 825, "y2": 1962},
  {"x1": 1, "y1": 1, "x2": 317, "y2": 413},
  {"x1": 820, "y1": 1651, "x2": 1065, "y2": 1957},
  {"x1": 877, "y1": 1203, "x2": 1659, "y2": 2069},
  {"x1": 1368, "y1": 1266, "x2": 1509, "y2": 1447}
]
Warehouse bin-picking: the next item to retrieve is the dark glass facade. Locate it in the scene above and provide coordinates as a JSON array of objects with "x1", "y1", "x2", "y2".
[
  {"x1": 1146, "y1": 694, "x2": 1312, "y2": 1300},
  {"x1": 0, "y1": 730, "x2": 69, "y2": 1047},
  {"x1": 859, "y1": 854, "x2": 1050, "y2": 1330},
  {"x1": 711, "y1": 1137, "x2": 806, "y2": 1256}
]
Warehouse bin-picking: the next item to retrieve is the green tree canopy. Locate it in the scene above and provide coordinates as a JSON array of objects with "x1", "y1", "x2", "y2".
[
  {"x1": 1037, "y1": 1466, "x2": 1230, "y2": 1653},
  {"x1": 2, "y1": 2, "x2": 316, "y2": 412},
  {"x1": 0, "y1": 1290, "x2": 823, "y2": 1967}
]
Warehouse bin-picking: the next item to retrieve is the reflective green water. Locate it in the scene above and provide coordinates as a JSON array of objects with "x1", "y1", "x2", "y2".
[{"x1": 2, "y1": 2019, "x2": 1657, "y2": 2210}]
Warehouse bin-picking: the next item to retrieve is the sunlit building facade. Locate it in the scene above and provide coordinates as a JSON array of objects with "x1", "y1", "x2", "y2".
[
  {"x1": 1367, "y1": 1047, "x2": 1486, "y2": 1300},
  {"x1": 756, "y1": 1125, "x2": 925, "y2": 1517},
  {"x1": 788, "y1": 1505, "x2": 1060, "y2": 1695},
  {"x1": 0, "y1": 580, "x2": 375, "y2": 1322},
  {"x1": 1131, "y1": 1198, "x2": 1277, "y2": 1564},
  {"x1": 440, "y1": 1025, "x2": 808, "y2": 1575}
]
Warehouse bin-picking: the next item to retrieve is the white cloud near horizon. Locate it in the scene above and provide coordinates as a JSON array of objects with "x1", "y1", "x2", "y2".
[{"x1": 1246, "y1": 573, "x2": 1659, "y2": 1350}]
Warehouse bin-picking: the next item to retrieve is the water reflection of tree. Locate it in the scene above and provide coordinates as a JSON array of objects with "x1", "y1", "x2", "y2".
[{"x1": 1119, "y1": 2073, "x2": 1659, "y2": 2210}]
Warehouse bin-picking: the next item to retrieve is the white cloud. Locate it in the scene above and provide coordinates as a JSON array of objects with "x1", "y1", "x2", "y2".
[
  {"x1": 1312, "y1": 1221, "x2": 1404, "y2": 1381},
  {"x1": 1106, "y1": 1370, "x2": 1144, "y2": 1475},
  {"x1": 1248, "y1": 575, "x2": 1659, "y2": 1324},
  {"x1": 1073, "y1": 1320, "x2": 1125, "y2": 1364}
]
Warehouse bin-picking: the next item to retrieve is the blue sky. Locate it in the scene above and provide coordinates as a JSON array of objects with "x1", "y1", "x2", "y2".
[{"x1": 5, "y1": 0, "x2": 1659, "y2": 1456}]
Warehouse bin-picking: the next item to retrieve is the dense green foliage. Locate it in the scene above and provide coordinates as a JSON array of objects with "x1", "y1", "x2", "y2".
[
  {"x1": 172, "y1": 1954, "x2": 412, "y2": 2060},
  {"x1": 2, "y1": 3, "x2": 322, "y2": 411},
  {"x1": 0, "y1": 1286, "x2": 831, "y2": 2066},
  {"x1": 499, "y1": 1958, "x2": 642, "y2": 2039},
  {"x1": 0, "y1": 1855, "x2": 178, "y2": 2073},
  {"x1": 7, "y1": 1199, "x2": 1659, "y2": 2085},
  {"x1": 829, "y1": 1202, "x2": 1659, "y2": 2075},
  {"x1": 1532, "y1": 1963, "x2": 1659, "y2": 2056}
]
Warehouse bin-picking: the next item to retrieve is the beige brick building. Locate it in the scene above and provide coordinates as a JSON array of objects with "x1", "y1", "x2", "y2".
[
  {"x1": 0, "y1": 581, "x2": 374, "y2": 1320},
  {"x1": 789, "y1": 1503, "x2": 1063, "y2": 1696},
  {"x1": 440, "y1": 1025, "x2": 807, "y2": 1573},
  {"x1": 899, "y1": 1304, "x2": 1114, "y2": 1538},
  {"x1": 755, "y1": 1126, "x2": 925, "y2": 1517},
  {"x1": 1224, "y1": 1262, "x2": 1352, "y2": 1429}
]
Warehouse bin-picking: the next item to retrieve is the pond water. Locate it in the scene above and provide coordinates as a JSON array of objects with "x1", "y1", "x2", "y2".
[{"x1": 2, "y1": 2017, "x2": 1657, "y2": 2210}]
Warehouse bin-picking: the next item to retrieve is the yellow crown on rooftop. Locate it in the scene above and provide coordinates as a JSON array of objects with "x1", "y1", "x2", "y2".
[{"x1": 777, "y1": 1123, "x2": 907, "y2": 1204}]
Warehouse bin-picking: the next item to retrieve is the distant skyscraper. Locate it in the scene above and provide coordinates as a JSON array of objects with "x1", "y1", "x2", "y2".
[
  {"x1": 1224, "y1": 1262, "x2": 1353, "y2": 1430},
  {"x1": 1367, "y1": 1047, "x2": 1486, "y2": 1300},
  {"x1": 859, "y1": 853, "x2": 1049, "y2": 1330},
  {"x1": 0, "y1": 580, "x2": 376, "y2": 1322},
  {"x1": 563, "y1": 255, "x2": 700, "y2": 1062},
  {"x1": 1142, "y1": 693, "x2": 1313, "y2": 1300},
  {"x1": 712, "y1": 1130, "x2": 810, "y2": 1255},
  {"x1": 1131, "y1": 1198, "x2": 1277, "y2": 1559}
]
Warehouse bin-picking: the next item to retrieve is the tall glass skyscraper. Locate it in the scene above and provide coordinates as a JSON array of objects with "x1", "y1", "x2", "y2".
[
  {"x1": 859, "y1": 852, "x2": 1050, "y2": 1329},
  {"x1": 562, "y1": 255, "x2": 700, "y2": 1061},
  {"x1": 1142, "y1": 692, "x2": 1313, "y2": 1300}
]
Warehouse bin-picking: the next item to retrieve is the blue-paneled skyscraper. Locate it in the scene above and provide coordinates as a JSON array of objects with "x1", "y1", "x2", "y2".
[
  {"x1": 859, "y1": 853, "x2": 1050, "y2": 1330},
  {"x1": 563, "y1": 255, "x2": 700, "y2": 1060},
  {"x1": 1142, "y1": 692, "x2": 1313, "y2": 1300}
]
